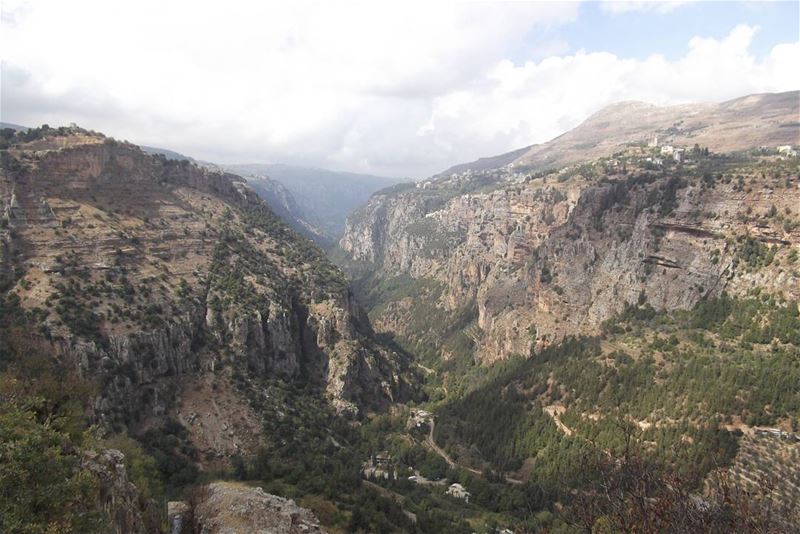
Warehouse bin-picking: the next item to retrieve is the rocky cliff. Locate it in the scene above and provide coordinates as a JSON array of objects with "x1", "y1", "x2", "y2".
[
  {"x1": 82, "y1": 448, "x2": 163, "y2": 534},
  {"x1": 340, "y1": 105, "x2": 800, "y2": 364},
  {"x1": 0, "y1": 129, "x2": 415, "y2": 446}
]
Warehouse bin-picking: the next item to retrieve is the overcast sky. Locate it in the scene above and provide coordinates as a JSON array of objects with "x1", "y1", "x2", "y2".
[{"x1": 2, "y1": 0, "x2": 798, "y2": 179}]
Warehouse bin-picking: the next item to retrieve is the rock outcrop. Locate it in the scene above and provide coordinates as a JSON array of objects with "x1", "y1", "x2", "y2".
[{"x1": 171, "y1": 482, "x2": 325, "y2": 534}]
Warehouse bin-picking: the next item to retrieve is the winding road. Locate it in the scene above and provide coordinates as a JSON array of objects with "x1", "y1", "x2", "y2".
[{"x1": 423, "y1": 418, "x2": 524, "y2": 485}]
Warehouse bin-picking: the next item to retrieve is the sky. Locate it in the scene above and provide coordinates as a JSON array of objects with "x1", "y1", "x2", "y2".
[{"x1": 1, "y1": 0, "x2": 799, "y2": 179}]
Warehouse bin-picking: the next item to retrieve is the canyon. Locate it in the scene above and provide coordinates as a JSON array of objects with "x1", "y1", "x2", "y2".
[{"x1": 2, "y1": 90, "x2": 799, "y2": 533}]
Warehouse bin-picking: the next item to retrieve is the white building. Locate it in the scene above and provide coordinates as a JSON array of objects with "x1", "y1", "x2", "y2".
[
  {"x1": 446, "y1": 483, "x2": 470, "y2": 502},
  {"x1": 660, "y1": 145, "x2": 674, "y2": 156}
]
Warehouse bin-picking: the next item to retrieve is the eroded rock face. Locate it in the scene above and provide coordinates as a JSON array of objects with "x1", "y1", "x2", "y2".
[
  {"x1": 183, "y1": 482, "x2": 326, "y2": 534},
  {"x1": 82, "y1": 448, "x2": 162, "y2": 534},
  {"x1": 0, "y1": 134, "x2": 414, "y2": 432},
  {"x1": 341, "y1": 153, "x2": 800, "y2": 364}
]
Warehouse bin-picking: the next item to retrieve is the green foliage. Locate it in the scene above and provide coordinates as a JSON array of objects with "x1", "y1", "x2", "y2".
[
  {"x1": 104, "y1": 434, "x2": 165, "y2": 502},
  {"x1": 0, "y1": 342, "x2": 107, "y2": 533},
  {"x1": 0, "y1": 403, "x2": 106, "y2": 534},
  {"x1": 356, "y1": 273, "x2": 474, "y2": 366},
  {"x1": 657, "y1": 175, "x2": 687, "y2": 216},
  {"x1": 231, "y1": 376, "x2": 420, "y2": 533},
  {"x1": 432, "y1": 293, "x2": 800, "y2": 522},
  {"x1": 736, "y1": 235, "x2": 776, "y2": 271},
  {"x1": 139, "y1": 419, "x2": 199, "y2": 498},
  {"x1": 239, "y1": 206, "x2": 348, "y2": 296}
]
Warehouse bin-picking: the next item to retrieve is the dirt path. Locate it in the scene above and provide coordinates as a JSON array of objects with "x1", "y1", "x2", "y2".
[
  {"x1": 416, "y1": 362, "x2": 435, "y2": 375},
  {"x1": 543, "y1": 404, "x2": 573, "y2": 437},
  {"x1": 423, "y1": 419, "x2": 523, "y2": 484}
]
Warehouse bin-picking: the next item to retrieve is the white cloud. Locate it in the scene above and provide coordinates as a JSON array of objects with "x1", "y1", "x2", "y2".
[
  {"x1": 1, "y1": 2, "x2": 798, "y2": 178},
  {"x1": 402, "y1": 24, "x2": 800, "y2": 173},
  {"x1": 600, "y1": 1, "x2": 692, "y2": 14}
]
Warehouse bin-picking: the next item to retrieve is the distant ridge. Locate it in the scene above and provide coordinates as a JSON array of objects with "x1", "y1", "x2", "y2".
[
  {"x1": 224, "y1": 163, "x2": 403, "y2": 239},
  {"x1": 0, "y1": 122, "x2": 30, "y2": 131},
  {"x1": 437, "y1": 144, "x2": 532, "y2": 177},
  {"x1": 140, "y1": 145, "x2": 195, "y2": 163},
  {"x1": 440, "y1": 90, "x2": 800, "y2": 176}
]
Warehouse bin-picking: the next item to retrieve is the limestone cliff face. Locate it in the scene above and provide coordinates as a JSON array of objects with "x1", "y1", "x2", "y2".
[
  {"x1": 0, "y1": 133, "x2": 414, "y2": 434},
  {"x1": 341, "y1": 151, "x2": 800, "y2": 363}
]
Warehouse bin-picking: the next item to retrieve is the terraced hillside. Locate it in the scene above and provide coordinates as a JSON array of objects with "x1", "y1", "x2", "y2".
[
  {"x1": 0, "y1": 126, "x2": 415, "y2": 439},
  {"x1": 726, "y1": 431, "x2": 800, "y2": 511}
]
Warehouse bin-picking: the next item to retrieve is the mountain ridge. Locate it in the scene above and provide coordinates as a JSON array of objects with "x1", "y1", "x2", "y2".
[{"x1": 439, "y1": 90, "x2": 799, "y2": 177}]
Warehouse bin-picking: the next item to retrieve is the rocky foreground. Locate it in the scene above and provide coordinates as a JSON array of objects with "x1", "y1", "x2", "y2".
[{"x1": 169, "y1": 482, "x2": 325, "y2": 534}]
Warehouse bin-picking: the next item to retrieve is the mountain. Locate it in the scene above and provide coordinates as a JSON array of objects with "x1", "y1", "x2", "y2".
[
  {"x1": 1, "y1": 125, "x2": 416, "y2": 419},
  {"x1": 4, "y1": 91, "x2": 800, "y2": 533},
  {"x1": 15, "y1": 137, "x2": 394, "y2": 245},
  {"x1": 243, "y1": 175, "x2": 332, "y2": 246},
  {"x1": 0, "y1": 121, "x2": 30, "y2": 132},
  {"x1": 140, "y1": 144, "x2": 196, "y2": 163},
  {"x1": 341, "y1": 141, "x2": 800, "y2": 361},
  {"x1": 0, "y1": 125, "x2": 420, "y2": 531},
  {"x1": 443, "y1": 91, "x2": 799, "y2": 175},
  {"x1": 224, "y1": 163, "x2": 404, "y2": 240}
]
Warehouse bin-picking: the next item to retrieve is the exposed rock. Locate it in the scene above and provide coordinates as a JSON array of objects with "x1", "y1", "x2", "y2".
[
  {"x1": 185, "y1": 482, "x2": 326, "y2": 534},
  {"x1": 81, "y1": 448, "x2": 162, "y2": 534}
]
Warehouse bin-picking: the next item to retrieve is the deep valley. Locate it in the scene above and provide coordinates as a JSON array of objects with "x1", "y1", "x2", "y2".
[{"x1": 2, "y1": 90, "x2": 799, "y2": 533}]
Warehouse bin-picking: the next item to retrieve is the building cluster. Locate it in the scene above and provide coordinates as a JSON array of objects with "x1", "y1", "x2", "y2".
[
  {"x1": 659, "y1": 144, "x2": 685, "y2": 162},
  {"x1": 361, "y1": 451, "x2": 397, "y2": 481}
]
